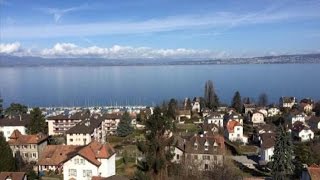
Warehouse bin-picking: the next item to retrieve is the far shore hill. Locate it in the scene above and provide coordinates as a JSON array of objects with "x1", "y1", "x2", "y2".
[{"x1": 1, "y1": 53, "x2": 320, "y2": 67}]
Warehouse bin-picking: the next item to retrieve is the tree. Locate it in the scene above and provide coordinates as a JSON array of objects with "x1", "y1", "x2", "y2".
[
  {"x1": 27, "y1": 107, "x2": 47, "y2": 134},
  {"x1": 185, "y1": 98, "x2": 192, "y2": 110},
  {"x1": 231, "y1": 91, "x2": 242, "y2": 113},
  {"x1": 135, "y1": 107, "x2": 174, "y2": 180},
  {"x1": 271, "y1": 119, "x2": 294, "y2": 180},
  {"x1": 204, "y1": 80, "x2": 219, "y2": 110},
  {"x1": 5, "y1": 103, "x2": 28, "y2": 116},
  {"x1": 258, "y1": 93, "x2": 268, "y2": 107},
  {"x1": 314, "y1": 101, "x2": 320, "y2": 116},
  {"x1": 0, "y1": 133, "x2": 15, "y2": 172},
  {"x1": 117, "y1": 111, "x2": 133, "y2": 137},
  {"x1": 167, "y1": 98, "x2": 178, "y2": 120}
]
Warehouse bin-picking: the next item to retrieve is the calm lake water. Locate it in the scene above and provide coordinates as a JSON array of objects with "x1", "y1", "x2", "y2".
[{"x1": 0, "y1": 64, "x2": 319, "y2": 107}]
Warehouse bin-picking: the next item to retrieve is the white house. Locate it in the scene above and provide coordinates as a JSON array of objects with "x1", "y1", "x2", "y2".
[
  {"x1": 267, "y1": 107, "x2": 280, "y2": 117},
  {"x1": 259, "y1": 133, "x2": 275, "y2": 165},
  {"x1": 0, "y1": 115, "x2": 29, "y2": 141},
  {"x1": 300, "y1": 98, "x2": 314, "y2": 114},
  {"x1": 192, "y1": 99, "x2": 201, "y2": 113},
  {"x1": 279, "y1": 96, "x2": 296, "y2": 108},
  {"x1": 63, "y1": 141, "x2": 116, "y2": 180},
  {"x1": 225, "y1": 120, "x2": 247, "y2": 144},
  {"x1": 101, "y1": 113, "x2": 122, "y2": 136},
  {"x1": 66, "y1": 117, "x2": 104, "y2": 146},
  {"x1": 291, "y1": 112, "x2": 307, "y2": 125},
  {"x1": 257, "y1": 108, "x2": 268, "y2": 117},
  {"x1": 251, "y1": 112, "x2": 265, "y2": 126},
  {"x1": 292, "y1": 122, "x2": 314, "y2": 142},
  {"x1": 206, "y1": 112, "x2": 224, "y2": 127}
]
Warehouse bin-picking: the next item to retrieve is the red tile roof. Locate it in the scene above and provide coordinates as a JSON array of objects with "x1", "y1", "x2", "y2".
[
  {"x1": 38, "y1": 145, "x2": 82, "y2": 166},
  {"x1": 77, "y1": 141, "x2": 115, "y2": 167},
  {"x1": 0, "y1": 172, "x2": 26, "y2": 180},
  {"x1": 8, "y1": 129, "x2": 48, "y2": 145},
  {"x1": 227, "y1": 120, "x2": 241, "y2": 133},
  {"x1": 307, "y1": 164, "x2": 320, "y2": 180}
]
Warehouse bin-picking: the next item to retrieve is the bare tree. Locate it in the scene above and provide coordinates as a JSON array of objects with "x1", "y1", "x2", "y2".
[{"x1": 258, "y1": 93, "x2": 268, "y2": 107}]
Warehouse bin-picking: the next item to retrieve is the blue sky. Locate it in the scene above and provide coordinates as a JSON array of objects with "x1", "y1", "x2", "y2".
[{"x1": 0, "y1": 0, "x2": 320, "y2": 59}]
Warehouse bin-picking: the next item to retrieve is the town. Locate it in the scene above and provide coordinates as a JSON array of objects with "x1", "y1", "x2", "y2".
[{"x1": 0, "y1": 81, "x2": 320, "y2": 180}]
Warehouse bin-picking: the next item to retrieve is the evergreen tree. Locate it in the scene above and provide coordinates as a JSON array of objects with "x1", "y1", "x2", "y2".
[
  {"x1": 0, "y1": 134, "x2": 15, "y2": 172},
  {"x1": 185, "y1": 98, "x2": 192, "y2": 110},
  {"x1": 271, "y1": 119, "x2": 294, "y2": 180},
  {"x1": 117, "y1": 111, "x2": 133, "y2": 137},
  {"x1": 204, "y1": 80, "x2": 219, "y2": 110},
  {"x1": 27, "y1": 107, "x2": 47, "y2": 134},
  {"x1": 167, "y1": 98, "x2": 177, "y2": 120},
  {"x1": 231, "y1": 91, "x2": 242, "y2": 113},
  {"x1": 5, "y1": 103, "x2": 28, "y2": 116},
  {"x1": 314, "y1": 101, "x2": 320, "y2": 116},
  {"x1": 258, "y1": 93, "x2": 268, "y2": 107},
  {"x1": 0, "y1": 96, "x2": 3, "y2": 117},
  {"x1": 135, "y1": 107, "x2": 174, "y2": 180}
]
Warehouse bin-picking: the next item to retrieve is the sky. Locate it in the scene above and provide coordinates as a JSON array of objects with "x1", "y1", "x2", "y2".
[{"x1": 0, "y1": 0, "x2": 320, "y2": 59}]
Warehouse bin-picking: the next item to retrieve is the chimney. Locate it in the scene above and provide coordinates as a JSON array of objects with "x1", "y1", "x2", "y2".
[{"x1": 19, "y1": 115, "x2": 22, "y2": 121}]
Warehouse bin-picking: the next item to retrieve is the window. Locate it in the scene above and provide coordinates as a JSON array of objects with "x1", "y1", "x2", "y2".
[
  {"x1": 83, "y1": 170, "x2": 92, "y2": 177},
  {"x1": 194, "y1": 155, "x2": 198, "y2": 160},
  {"x1": 34, "y1": 145, "x2": 36, "y2": 149},
  {"x1": 80, "y1": 159, "x2": 85, "y2": 164},
  {"x1": 176, "y1": 154, "x2": 179, "y2": 160},
  {"x1": 32, "y1": 153, "x2": 37, "y2": 158},
  {"x1": 70, "y1": 138, "x2": 73, "y2": 142},
  {"x1": 237, "y1": 134, "x2": 240, "y2": 137},
  {"x1": 205, "y1": 164, "x2": 209, "y2": 170},
  {"x1": 237, "y1": 128, "x2": 240, "y2": 131},
  {"x1": 203, "y1": 155, "x2": 210, "y2": 160},
  {"x1": 69, "y1": 169, "x2": 77, "y2": 176},
  {"x1": 75, "y1": 158, "x2": 79, "y2": 164}
]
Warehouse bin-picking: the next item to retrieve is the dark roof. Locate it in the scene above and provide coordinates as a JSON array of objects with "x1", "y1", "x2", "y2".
[
  {"x1": 280, "y1": 96, "x2": 295, "y2": 103},
  {"x1": 292, "y1": 121, "x2": 310, "y2": 133},
  {"x1": 206, "y1": 112, "x2": 224, "y2": 118},
  {"x1": 0, "y1": 172, "x2": 26, "y2": 180},
  {"x1": 177, "y1": 134, "x2": 225, "y2": 155},
  {"x1": 101, "y1": 113, "x2": 122, "y2": 120},
  {"x1": 243, "y1": 103, "x2": 256, "y2": 109},
  {"x1": 300, "y1": 98, "x2": 314, "y2": 105},
  {"x1": 66, "y1": 116, "x2": 103, "y2": 134},
  {"x1": 0, "y1": 114, "x2": 30, "y2": 127},
  {"x1": 260, "y1": 133, "x2": 276, "y2": 149},
  {"x1": 308, "y1": 116, "x2": 320, "y2": 130}
]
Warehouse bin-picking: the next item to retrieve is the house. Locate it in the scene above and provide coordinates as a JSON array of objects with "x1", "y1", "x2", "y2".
[
  {"x1": 259, "y1": 133, "x2": 275, "y2": 165},
  {"x1": 257, "y1": 108, "x2": 268, "y2": 117},
  {"x1": 8, "y1": 129, "x2": 48, "y2": 163},
  {"x1": 176, "y1": 109, "x2": 191, "y2": 123},
  {"x1": 251, "y1": 112, "x2": 265, "y2": 126},
  {"x1": 307, "y1": 116, "x2": 320, "y2": 132},
  {"x1": 206, "y1": 112, "x2": 224, "y2": 127},
  {"x1": 225, "y1": 120, "x2": 247, "y2": 144},
  {"x1": 279, "y1": 96, "x2": 296, "y2": 108},
  {"x1": 38, "y1": 145, "x2": 82, "y2": 173},
  {"x1": 292, "y1": 122, "x2": 314, "y2": 142},
  {"x1": 46, "y1": 112, "x2": 90, "y2": 136},
  {"x1": 66, "y1": 116, "x2": 104, "y2": 146},
  {"x1": 63, "y1": 141, "x2": 116, "y2": 180},
  {"x1": 0, "y1": 115, "x2": 30, "y2": 141},
  {"x1": 202, "y1": 123, "x2": 220, "y2": 135},
  {"x1": 290, "y1": 112, "x2": 307, "y2": 125},
  {"x1": 0, "y1": 172, "x2": 27, "y2": 180},
  {"x1": 172, "y1": 134, "x2": 225, "y2": 171},
  {"x1": 300, "y1": 98, "x2": 314, "y2": 114},
  {"x1": 202, "y1": 108, "x2": 212, "y2": 117},
  {"x1": 101, "y1": 113, "x2": 122, "y2": 136},
  {"x1": 192, "y1": 98, "x2": 201, "y2": 113},
  {"x1": 301, "y1": 164, "x2": 320, "y2": 180},
  {"x1": 267, "y1": 106, "x2": 281, "y2": 117},
  {"x1": 256, "y1": 124, "x2": 276, "y2": 135},
  {"x1": 243, "y1": 103, "x2": 256, "y2": 115}
]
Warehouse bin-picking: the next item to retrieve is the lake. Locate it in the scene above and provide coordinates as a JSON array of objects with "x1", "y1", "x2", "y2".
[{"x1": 0, "y1": 64, "x2": 319, "y2": 107}]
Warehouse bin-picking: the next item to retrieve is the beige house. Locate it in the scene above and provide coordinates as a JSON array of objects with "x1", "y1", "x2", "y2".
[{"x1": 8, "y1": 129, "x2": 48, "y2": 163}]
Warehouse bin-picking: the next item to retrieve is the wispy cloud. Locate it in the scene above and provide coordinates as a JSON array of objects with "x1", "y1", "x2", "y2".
[
  {"x1": 0, "y1": 42, "x2": 227, "y2": 59},
  {"x1": 37, "y1": 3, "x2": 90, "y2": 22},
  {"x1": 2, "y1": 5, "x2": 320, "y2": 39}
]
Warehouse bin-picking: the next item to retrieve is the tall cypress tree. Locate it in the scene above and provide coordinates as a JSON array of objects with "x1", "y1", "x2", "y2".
[
  {"x1": 117, "y1": 111, "x2": 133, "y2": 137},
  {"x1": 271, "y1": 120, "x2": 294, "y2": 180},
  {"x1": 204, "y1": 80, "x2": 219, "y2": 110},
  {"x1": 231, "y1": 91, "x2": 242, "y2": 113},
  {"x1": 135, "y1": 107, "x2": 174, "y2": 180},
  {"x1": 0, "y1": 134, "x2": 15, "y2": 172},
  {"x1": 27, "y1": 107, "x2": 47, "y2": 134}
]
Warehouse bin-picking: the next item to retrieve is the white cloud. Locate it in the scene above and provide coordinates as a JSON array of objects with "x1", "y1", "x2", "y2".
[
  {"x1": 0, "y1": 42, "x2": 227, "y2": 59},
  {"x1": 0, "y1": 42, "x2": 21, "y2": 54},
  {"x1": 2, "y1": 5, "x2": 320, "y2": 39},
  {"x1": 38, "y1": 4, "x2": 90, "y2": 23}
]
